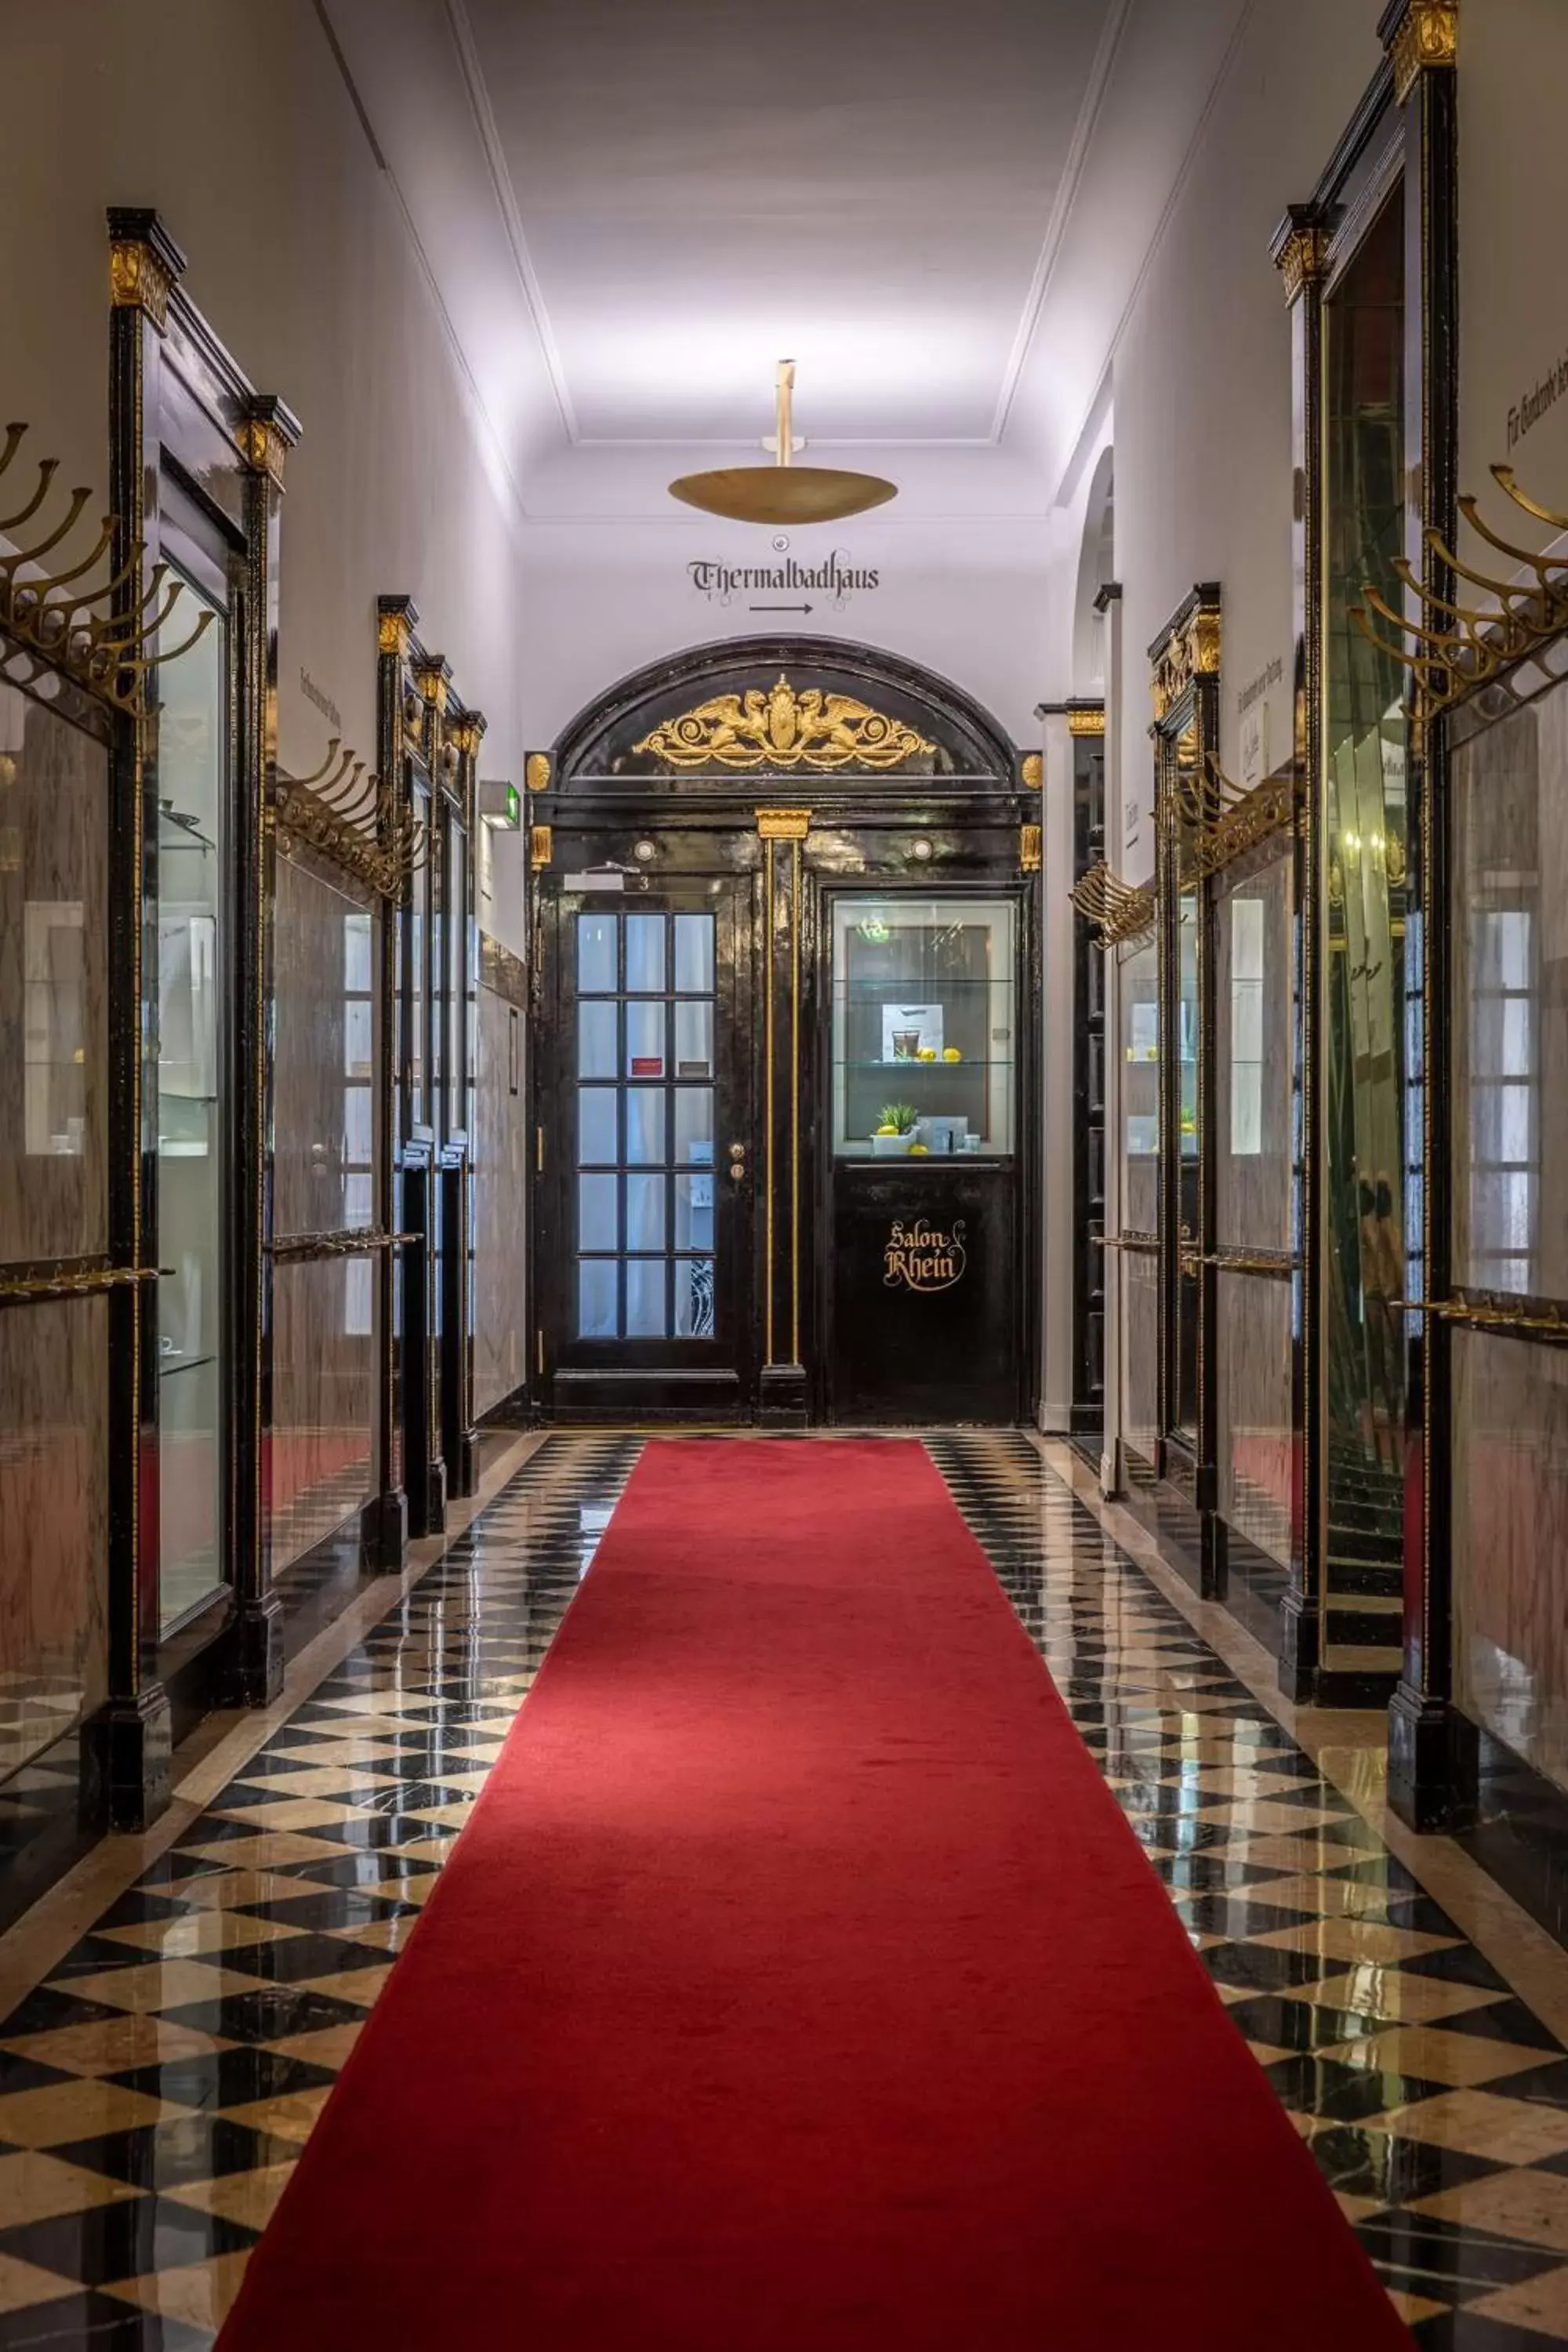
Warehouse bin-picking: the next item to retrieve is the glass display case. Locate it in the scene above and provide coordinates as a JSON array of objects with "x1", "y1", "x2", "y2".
[
  {"x1": 155, "y1": 572, "x2": 228, "y2": 1635},
  {"x1": 829, "y1": 895, "x2": 1016, "y2": 1159},
  {"x1": 1120, "y1": 934, "x2": 1160, "y2": 1235}
]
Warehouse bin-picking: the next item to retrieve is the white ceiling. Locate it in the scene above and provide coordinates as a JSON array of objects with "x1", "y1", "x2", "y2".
[
  {"x1": 323, "y1": 0, "x2": 1254, "y2": 515},
  {"x1": 452, "y1": 0, "x2": 1117, "y2": 447}
]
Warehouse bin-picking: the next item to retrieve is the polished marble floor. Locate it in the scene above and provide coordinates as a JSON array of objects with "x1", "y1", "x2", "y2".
[{"x1": 0, "y1": 1431, "x2": 1565, "y2": 2343}]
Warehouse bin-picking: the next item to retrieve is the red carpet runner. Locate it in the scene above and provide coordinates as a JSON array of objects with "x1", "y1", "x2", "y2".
[{"x1": 220, "y1": 1440, "x2": 1410, "y2": 2350}]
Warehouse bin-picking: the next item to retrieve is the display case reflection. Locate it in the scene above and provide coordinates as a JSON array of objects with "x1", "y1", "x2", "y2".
[
  {"x1": 831, "y1": 897, "x2": 1016, "y2": 1159},
  {"x1": 155, "y1": 580, "x2": 228, "y2": 1631}
]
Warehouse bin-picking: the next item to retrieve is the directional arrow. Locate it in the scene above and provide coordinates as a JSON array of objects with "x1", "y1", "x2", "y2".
[{"x1": 750, "y1": 601, "x2": 813, "y2": 613}]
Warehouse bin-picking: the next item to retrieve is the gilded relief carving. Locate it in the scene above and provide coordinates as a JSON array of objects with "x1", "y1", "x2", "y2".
[
  {"x1": 1150, "y1": 603, "x2": 1221, "y2": 722},
  {"x1": 1388, "y1": 0, "x2": 1458, "y2": 104},
  {"x1": 634, "y1": 675, "x2": 935, "y2": 771},
  {"x1": 108, "y1": 237, "x2": 174, "y2": 329}
]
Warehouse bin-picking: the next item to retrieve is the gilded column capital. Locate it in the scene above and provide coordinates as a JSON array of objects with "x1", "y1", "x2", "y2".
[
  {"x1": 416, "y1": 656, "x2": 452, "y2": 715},
  {"x1": 1381, "y1": 0, "x2": 1457, "y2": 103},
  {"x1": 107, "y1": 209, "x2": 187, "y2": 334},
  {"x1": 377, "y1": 595, "x2": 419, "y2": 660},
  {"x1": 1271, "y1": 206, "x2": 1330, "y2": 305},
  {"x1": 1065, "y1": 709, "x2": 1105, "y2": 739},
  {"x1": 235, "y1": 397, "x2": 299, "y2": 489},
  {"x1": 756, "y1": 807, "x2": 811, "y2": 840}
]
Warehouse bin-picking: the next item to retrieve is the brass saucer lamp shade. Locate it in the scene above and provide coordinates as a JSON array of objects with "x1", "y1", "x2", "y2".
[{"x1": 667, "y1": 361, "x2": 898, "y2": 525}]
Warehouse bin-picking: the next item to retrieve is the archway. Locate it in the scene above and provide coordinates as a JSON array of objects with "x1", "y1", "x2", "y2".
[{"x1": 526, "y1": 636, "x2": 1038, "y2": 1427}]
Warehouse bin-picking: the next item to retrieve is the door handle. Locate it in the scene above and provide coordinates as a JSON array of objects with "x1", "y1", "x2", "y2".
[{"x1": 728, "y1": 1141, "x2": 746, "y2": 1183}]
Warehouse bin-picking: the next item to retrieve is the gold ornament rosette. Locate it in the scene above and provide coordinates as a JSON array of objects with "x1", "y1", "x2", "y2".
[
  {"x1": 634, "y1": 674, "x2": 935, "y2": 773},
  {"x1": 274, "y1": 736, "x2": 430, "y2": 900},
  {"x1": 0, "y1": 419, "x2": 212, "y2": 713},
  {"x1": 1069, "y1": 859, "x2": 1156, "y2": 947},
  {"x1": 1353, "y1": 466, "x2": 1568, "y2": 739}
]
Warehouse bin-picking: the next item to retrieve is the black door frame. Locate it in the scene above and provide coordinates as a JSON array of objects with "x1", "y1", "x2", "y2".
[
  {"x1": 532, "y1": 867, "x2": 761, "y2": 1425},
  {"x1": 525, "y1": 634, "x2": 1038, "y2": 1432}
]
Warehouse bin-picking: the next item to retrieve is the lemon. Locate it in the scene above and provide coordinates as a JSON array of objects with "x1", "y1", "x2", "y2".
[
  {"x1": 908, "y1": 1143, "x2": 929, "y2": 1154},
  {"x1": 917, "y1": 1046, "x2": 937, "y2": 1061},
  {"x1": 875, "y1": 1124, "x2": 898, "y2": 1135},
  {"x1": 942, "y1": 1047, "x2": 962, "y2": 1062}
]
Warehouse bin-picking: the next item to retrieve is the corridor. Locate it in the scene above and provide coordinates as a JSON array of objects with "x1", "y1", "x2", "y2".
[
  {"x1": 0, "y1": 1436, "x2": 1563, "y2": 2343},
  {"x1": 7, "y1": 0, "x2": 1568, "y2": 2339}
]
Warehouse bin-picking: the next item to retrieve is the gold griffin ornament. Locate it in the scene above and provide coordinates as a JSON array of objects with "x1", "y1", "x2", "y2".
[
  {"x1": 668, "y1": 360, "x2": 897, "y2": 526},
  {"x1": 634, "y1": 673, "x2": 935, "y2": 771}
]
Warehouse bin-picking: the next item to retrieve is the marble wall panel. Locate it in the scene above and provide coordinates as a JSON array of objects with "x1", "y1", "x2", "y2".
[
  {"x1": 0, "y1": 685, "x2": 108, "y2": 1263},
  {"x1": 1216, "y1": 1269, "x2": 1293, "y2": 1567},
  {"x1": 1452, "y1": 684, "x2": 1568, "y2": 1300},
  {"x1": 1454, "y1": 1328, "x2": 1568, "y2": 1793},
  {"x1": 0, "y1": 1296, "x2": 108, "y2": 1779},
  {"x1": 1215, "y1": 851, "x2": 1293, "y2": 1254},
  {"x1": 1123, "y1": 1251, "x2": 1159, "y2": 1470},
  {"x1": 472, "y1": 971, "x2": 528, "y2": 1417},
  {"x1": 272, "y1": 855, "x2": 375, "y2": 1240},
  {"x1": 269, "y1": 1257, "x2": 373, "y2": 1577}
]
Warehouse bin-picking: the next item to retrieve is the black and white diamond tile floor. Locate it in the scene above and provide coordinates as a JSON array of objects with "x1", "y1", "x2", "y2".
[{"x1": 0, "y1": 1428, "x2": 1562, "y2": 2345}]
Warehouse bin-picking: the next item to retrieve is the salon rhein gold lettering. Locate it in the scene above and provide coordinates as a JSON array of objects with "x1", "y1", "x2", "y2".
[{"x1": 883, "y1": 1218, "x2": 967, "y2": 1294}]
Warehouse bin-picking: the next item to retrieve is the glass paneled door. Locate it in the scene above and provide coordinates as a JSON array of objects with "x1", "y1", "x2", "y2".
[{"x1": 537, "y1": 881, "x2": 757, "y2": 1420}]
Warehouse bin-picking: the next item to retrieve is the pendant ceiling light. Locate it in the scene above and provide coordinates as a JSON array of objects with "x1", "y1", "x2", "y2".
[{"x1": 667, "y1": 360, "x2": 897, "y2": 526}]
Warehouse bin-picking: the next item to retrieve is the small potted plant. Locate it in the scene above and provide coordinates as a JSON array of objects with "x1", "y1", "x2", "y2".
[{"x1": 871, "y1": 1102, "x2": 919, "y2": 1156}]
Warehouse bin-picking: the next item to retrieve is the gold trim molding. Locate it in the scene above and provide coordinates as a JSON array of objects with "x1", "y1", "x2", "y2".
[
  {"x1": 756, "y1": 806, "x2": 811, "y2": 840},
  {"x1": 109, "y1": 238, "x2": 174, "y2": 331},
  {"x1": 530, "y1": 822, "x2": 553, "y2": 869},
  {"x1": 1066, "y1": 710, "x2": 1106, "y2": 739},
  {"x1": 1150, "y1": 598, "x2": 1221, "y2": 722},
  {"x1": 635, "y1": 675, "x2": 935, "y2": 771},
  {"x1": 1020, "y1": 822, "x2": 1042, "y2": 874},
  {"x1": 416, "y1": 659, "x2": 451, "y2": 714},
  {"x1": 235, "y1": 416, "x2": 288, "y2": 487},
  {"x1": 1387, "y1": 0, "x2": 1458, "y2": 103},
  {"x1": 1275, "y1": 222, "x2": 1329, "y2": 304}
]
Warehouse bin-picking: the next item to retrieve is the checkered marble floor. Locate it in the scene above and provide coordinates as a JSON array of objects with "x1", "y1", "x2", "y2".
[
  {"x1": 930, "y1": 1431, "x2": 1568, "y2": 2348},
  {"x1": 0, "y1": 1429, "x2": 1563, "y2": 2345}
]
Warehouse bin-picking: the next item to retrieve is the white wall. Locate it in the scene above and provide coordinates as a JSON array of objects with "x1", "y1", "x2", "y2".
[
  {"x1": 517, "y1": 514, "x2": 1048, "y2": 751},
  {"x1": 0, "y1": 0, "x2": 528, "y2": 782},
  {"x1": 1108, "y1": 0, "x2": 1383, "y2": 880},
  {"x1": 1459, "y1": 0, "x2": 1568, "y2": 535}
]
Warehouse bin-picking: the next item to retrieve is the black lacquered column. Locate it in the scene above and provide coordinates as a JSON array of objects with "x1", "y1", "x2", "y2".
[
  {"x1": 230, "y1": 396, "x2": 299, "y2": 1705},
  {"x1": 757, "y1": 807, "x2": 809, "y2": 1425},
  {"x1": 85, "y1": 213, "x2": 185, "y2": 1828},
  {"x1": 1382, "y1": 0, "x2": 1461, "y2": 1826}
]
